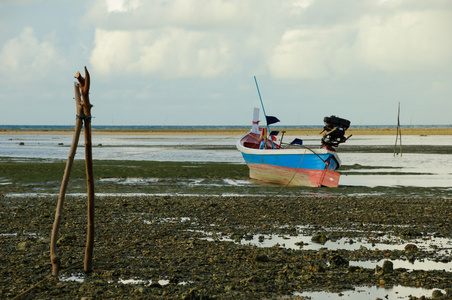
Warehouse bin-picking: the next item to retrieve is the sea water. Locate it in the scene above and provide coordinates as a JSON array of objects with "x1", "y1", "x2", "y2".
[{"x1": 1, "y1": 132, "x2": 451, "y2": 188}]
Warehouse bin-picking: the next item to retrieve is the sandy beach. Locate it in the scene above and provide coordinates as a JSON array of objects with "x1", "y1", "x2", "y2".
[{"x1": 1, "y1": 127, "x2": 452, "y2": 136}]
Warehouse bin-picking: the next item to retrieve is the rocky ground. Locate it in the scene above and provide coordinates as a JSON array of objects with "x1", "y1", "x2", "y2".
[{"x1": 1, "y1": 194, "x2": 452, "y2": 299}]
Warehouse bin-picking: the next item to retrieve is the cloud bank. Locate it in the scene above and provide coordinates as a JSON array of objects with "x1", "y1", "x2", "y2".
[
  {"x1": 84, "y1": 0, "x2": 452, "y2": 80},
  {"x1": 1, "y1": 0, "x2": 451, "y2": 125}
]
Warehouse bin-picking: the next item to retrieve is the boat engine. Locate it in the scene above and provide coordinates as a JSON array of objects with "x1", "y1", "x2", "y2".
[{"x1": 321, "y1": 115, "x2": 351, "y2": 148}]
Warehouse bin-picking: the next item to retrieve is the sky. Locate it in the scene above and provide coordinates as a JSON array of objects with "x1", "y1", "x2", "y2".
[{"x1": 1, "y1": 0, "x2": 451, "y2": 126}]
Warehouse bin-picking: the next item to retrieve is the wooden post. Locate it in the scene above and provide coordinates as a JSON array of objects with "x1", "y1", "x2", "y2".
[
  {"x1": 50, "y1": 83, "x2": 83, "y2": 277},
  {"x1": 76, "y1": 67, "x2": 95, "y2": 273},
  {"x1": 394, "y1": 102, "x2": 402, "y2": 156}
]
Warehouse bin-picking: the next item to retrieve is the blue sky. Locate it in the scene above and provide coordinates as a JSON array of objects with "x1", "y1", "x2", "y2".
[{"x1": 1, "y1": 0, "x2": 451, "y2": 126}]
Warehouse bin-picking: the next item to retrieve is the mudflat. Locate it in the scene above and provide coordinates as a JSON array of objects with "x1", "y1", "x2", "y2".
[
  {"x1": 2, "y1": 194, "x2": 451, "y2": 299},
  {"x1": 2, "y1": 126, "x2": 452, "y2": 299}
]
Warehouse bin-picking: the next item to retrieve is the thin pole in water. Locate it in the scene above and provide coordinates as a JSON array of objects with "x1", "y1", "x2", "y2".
[{"x1": 394, "y1": 102, "x2": 402, "y2": 156}]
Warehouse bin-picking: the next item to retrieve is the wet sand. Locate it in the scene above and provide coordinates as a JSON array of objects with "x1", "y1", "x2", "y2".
[{"x1": 1, "y1": 127, "x2": 452, "y2": 136}]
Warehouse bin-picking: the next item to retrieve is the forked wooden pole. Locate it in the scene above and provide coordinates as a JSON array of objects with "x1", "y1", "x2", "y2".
[
  {"x1": 50, "y1": 84, "x2": 83, "y2": 277},
  {"x1": 76, "y1": 66, "x2": 95, "y2": 273}
]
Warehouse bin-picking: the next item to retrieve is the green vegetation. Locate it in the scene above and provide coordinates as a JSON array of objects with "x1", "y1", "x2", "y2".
[
  {"x1": 1, "y1": 158, "x2": 449, "y2": 198},
  {"x1": 0, "y1": 158, "x2": 251, "y2": 195},
  {"x1": 0, "y1": 159, "x2": 249, "y2": 184}
]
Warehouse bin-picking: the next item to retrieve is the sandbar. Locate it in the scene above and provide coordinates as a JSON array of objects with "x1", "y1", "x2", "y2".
[{"x1": 1, "y1": 127, "x2": 452, "y2": 136}]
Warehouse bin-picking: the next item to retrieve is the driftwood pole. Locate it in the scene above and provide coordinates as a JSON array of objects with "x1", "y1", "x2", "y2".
[
  {"x1": 394, "y1": 102, "x2": 402, "y2": 156},
  {"x1": 50, "y1": 84, "x2": 83, "y2": 277},
  {"x1": 75, "y1": 67, "x2": 95, "y2": 273},
  {"x1": 50, "y1": 66, "x2": 95, "y2": 277}
]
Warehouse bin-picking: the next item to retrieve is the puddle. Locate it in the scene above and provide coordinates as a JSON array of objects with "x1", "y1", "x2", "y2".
[
  {"x1": 60, "y1": 272, "x2": 85, "y2": 283},
  {"x1": 60, "y1": 272, "x2": 189, "y2": 286},
  {"x1": 6, "y1": 191, "x2": 332, "y2": 198},
  {"x1": 341, "y1": 173, "x2": 452, "y2": 188},
  {"x1": 143, "y1": 217, "x2": 191, "y2": 225},
  {"x1": 99, "y1": 178, "x2": 159, "y2": 184},
  {"x1": 350, "y1": 259, "x2": 452, "y2": 272},
  {"x1": 117, "y1": 278, "x2": 171, "y2": 286},
  {"x1": 295, "y1": 286, "x2": 447, "y2": 300},
  {"x1": 99, "y1": 177, "x2": 254, "y2": 187},
  {"x1": 242, "y1": 232, "x2": 451, "y2": 254},
  {"x1": 0, "y1": 177, "x2": 11, "y2": 185},
  {"x1": 223, "y1": 179, "x2": 253, "y2": 186},
  {"x1": 191, "y1": 229, "x2": 452, "y2": 271},
  {"x1": 4, "y1": 192, "x2": 226, "y2": 198},
  {"x1": 1, "y1": 232, "x2": 42, "y2": 239}
]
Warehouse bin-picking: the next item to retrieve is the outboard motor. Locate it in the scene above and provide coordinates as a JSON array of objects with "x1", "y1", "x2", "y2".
[{"x1": 321, "y1": 115, "x2": 351, "y2": 148}]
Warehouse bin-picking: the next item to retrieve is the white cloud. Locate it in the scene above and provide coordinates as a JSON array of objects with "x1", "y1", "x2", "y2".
[
  {"x1": 291, "y1": 0, "x2": 314, "y2": 11},
  {"x1": 268, "y1": 26, "x2": 356, "y2": 79},
  {"x1": 87, "y1": 0, "x2": 289, "y2": 78},
  {"x1": 356, "y1": 10, "x2": 452, "y2": 72},
  {"x1": 2, "y1": 0, "x2": 451, "y2": 125},
  {"x1": 163, "y1": 0, "x2": 244, "y2": 26},
  {"x1": 105, "y1": 0, "x2": 141, "y2": 13},
  {"x1": 90, "y1": 28, "x2": 237, "y2": 78},
  {"x1": 268, "y1": 6, "x2": 452, "y2": 79},
  {"x1": 0, "y1": 27, "x2": 63, "y2": 82},
  {"x1": 85, "y1": 0, "x2": 252, "y2": 30}
]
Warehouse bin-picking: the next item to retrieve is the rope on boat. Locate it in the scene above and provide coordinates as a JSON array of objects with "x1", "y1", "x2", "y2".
[
  {"x1": 300, "y1": 145, "x2": 328, "y2": 164},
  {"x1": 280, "y1": 144, "x2": 329, "y2": 164},
  {"x1": 274, "y1": 145, "x2": 332, "y2": 193},
  {"x1": 318, "y1": 157, "x2": 332, "y2": 187},
  {"x1": 285, "y1": 152, "x2": 306, "y2": 188},
  {"x1": 273, "y1": 152, "x2": 306, "y2": 194}
]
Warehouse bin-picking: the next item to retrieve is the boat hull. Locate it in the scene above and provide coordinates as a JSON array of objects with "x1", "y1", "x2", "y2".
[
  {"x1": 237, "y1": 132, "x2": 341, "y2": 187},
  {"x1": 247, "y1": 163, "x2": 340, "y2": 187}
]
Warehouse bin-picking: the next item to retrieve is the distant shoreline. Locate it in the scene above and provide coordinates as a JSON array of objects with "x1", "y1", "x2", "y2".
[{"x1": 1, "y1": 127, "x2": 452, "y2": 136}]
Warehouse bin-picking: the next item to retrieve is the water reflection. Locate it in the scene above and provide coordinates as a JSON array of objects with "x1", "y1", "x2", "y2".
[{"x1": 296, "y1": 286, "x2": 446, "y2": 300}]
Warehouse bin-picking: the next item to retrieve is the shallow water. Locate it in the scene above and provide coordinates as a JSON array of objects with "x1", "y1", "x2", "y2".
[
  {"x1": 59, "y1": 272, "x2": 445, "y2": 300},
  {"x1": 60, "y1": 272, "x2": 186, "y2": 286},
  {"x1": 1, "y1": 133, "x2": 452, "y2": 188},
  {"x1": 195, "y1": 229, "x2": 452, "y2": 272},
  {"x1": 0, "y1": 134, "x2": 241, "y2": 162},
  {"x1": 296, "y1": 286, "x2": 446, "y2": 300}
]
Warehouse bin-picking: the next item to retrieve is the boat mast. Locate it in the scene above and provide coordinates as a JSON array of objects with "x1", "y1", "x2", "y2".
[{"x1": 254, "y1": 76, "x2": 274, "y2": 148}]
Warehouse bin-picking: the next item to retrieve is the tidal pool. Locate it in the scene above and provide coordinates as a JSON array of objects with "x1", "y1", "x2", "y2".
[
  {"x1": 295, "y1": 285, "x2": 447, "y2": 300},
  {"x1": 192, "y1": 228, "x2": 452, "y2": 272}
]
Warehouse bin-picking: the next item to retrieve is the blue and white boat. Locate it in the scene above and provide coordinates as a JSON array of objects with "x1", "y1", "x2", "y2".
[
  {"x1": 237, "y1": 108, "x2": 351, "y2": 187},
  {"x1": 237, "y1": 77, "x2": 351, "y2": 187}
]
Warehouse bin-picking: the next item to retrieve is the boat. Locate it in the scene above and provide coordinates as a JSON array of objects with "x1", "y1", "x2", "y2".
[{"x1": 236, "y1": 107, "x2": 351, "y2": 188}]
